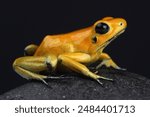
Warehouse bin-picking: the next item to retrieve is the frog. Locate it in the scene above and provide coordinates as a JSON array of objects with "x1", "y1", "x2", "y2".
[{"x1": 13, "y1": 17, "x2": 127, "y2": 85}]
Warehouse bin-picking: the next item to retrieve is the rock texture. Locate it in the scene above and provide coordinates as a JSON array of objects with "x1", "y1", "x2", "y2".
[{"x1": 0, "y1": 68, "x2": 150, "y2": 100}]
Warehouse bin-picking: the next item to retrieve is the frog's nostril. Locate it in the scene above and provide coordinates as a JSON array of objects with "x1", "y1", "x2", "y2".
[
  {"x1": 118, "y1": 18, "x2": 127, "y2": 27},
  {"x1": 119, "y1": 22, "x2": 123, "y2": 26}
]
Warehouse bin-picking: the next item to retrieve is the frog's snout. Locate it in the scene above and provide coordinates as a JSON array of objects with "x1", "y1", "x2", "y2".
[
  {"x1": 102, "y1": 17, "x2": 127, "y2": 29},
  {"x1": 117, "y1": 18, "x2": 127, "y2": 28}
]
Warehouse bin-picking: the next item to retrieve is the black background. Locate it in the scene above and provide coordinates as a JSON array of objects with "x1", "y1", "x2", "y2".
[{"x1": 0, "y1": 0, "x2": 150, "y2": 94}]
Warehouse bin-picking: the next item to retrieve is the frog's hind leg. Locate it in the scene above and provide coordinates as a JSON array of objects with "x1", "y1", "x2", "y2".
[
  {"x1": 24, "y1": 44, "x2": 38, "y2": 56},
  {"x1": 58, "y1": 54, "x2": 113, "y2": 85},
  {"x1": 13, "y1": 55, "x2": 57, "y2": 85}
]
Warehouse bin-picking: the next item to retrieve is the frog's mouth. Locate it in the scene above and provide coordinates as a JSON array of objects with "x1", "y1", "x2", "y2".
[{"x1": 96, "y1": 28, "x2": 126, "y2": 52}]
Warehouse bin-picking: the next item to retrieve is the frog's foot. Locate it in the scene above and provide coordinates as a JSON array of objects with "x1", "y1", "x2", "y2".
[
  {"x1": 95, "y1": 75, "x2": 113, "y2": 85},
  {"x1": 24, "y1": 44, "x2": 38, "y2": 56},
  {"x1": 96, "y1": 58, "x2": 126, "y2": 70},
  {"x1": 97, "y1": 75, "x2": 113, "y2": 81}
]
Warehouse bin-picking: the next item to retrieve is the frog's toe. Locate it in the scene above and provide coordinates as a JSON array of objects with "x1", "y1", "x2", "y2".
[
  {"x1": 40, "y1": 79, "x2": 49, "y2": 85},
  {"x1": 115, "y1": 66, "x2": 127, "y2": 71},
  {"x1": 94, "y1": 70, "x2": 99, "y2": 74},
  {"x1": 97, "y1": 75, "x2": 113, "y2": 81},
  {"x1": 47, "y1": 76, "x2": 65, "y2": 79},
  {"x1": 96, "y1": 62, "x2": 104, "y2": 69},
  {"x1": 95, "y1": 77, "x2": 113, "y2": 86},
  {"x1": 96, "y1": 79, "x2": 103, "y2": 85}
]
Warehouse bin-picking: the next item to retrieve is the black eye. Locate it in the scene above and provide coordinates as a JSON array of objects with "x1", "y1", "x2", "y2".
[{"x1": 95, "y1": 23, "x2": 110, "y2": 34}]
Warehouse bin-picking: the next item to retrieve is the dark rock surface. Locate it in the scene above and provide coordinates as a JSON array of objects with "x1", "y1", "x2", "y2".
[{"x1": 0, "y1": 68, "x2": 150, "y2": 100}]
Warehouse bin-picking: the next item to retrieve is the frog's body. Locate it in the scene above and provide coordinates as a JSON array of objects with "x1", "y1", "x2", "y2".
[
  {"x1": 13, "y1": 17, "x2": 127, "y2": 85},
  {"x1": 34, "y1": 27, "x2": 92, "y2": 56}
]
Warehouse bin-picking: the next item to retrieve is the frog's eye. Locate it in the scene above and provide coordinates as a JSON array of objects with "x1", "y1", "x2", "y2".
[{"x1": 95, "y1": 23, "x2": 110, "y2": 34}]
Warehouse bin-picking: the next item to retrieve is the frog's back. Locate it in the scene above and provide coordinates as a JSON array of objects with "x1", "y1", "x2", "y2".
[
  {"x1": 34, "y1": 27, "x2": 92, "y2": 56},
  {"x1": 34, "y1": 35, "x2": 65, "y2": 56}
]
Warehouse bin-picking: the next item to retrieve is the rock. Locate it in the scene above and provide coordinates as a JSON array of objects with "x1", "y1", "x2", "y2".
[{"x1": 0, "y1": 68, "x2": 150, "y2": 100}]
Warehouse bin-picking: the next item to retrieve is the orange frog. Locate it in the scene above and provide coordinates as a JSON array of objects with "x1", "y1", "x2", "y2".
[{"x1": 13, "y1": 17, "x2": 127, "y2": 85}]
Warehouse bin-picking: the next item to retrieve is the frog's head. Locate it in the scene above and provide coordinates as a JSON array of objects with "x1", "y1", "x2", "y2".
[{"x1": 89, "y1": 17, "x2": 127, "y2": 53}]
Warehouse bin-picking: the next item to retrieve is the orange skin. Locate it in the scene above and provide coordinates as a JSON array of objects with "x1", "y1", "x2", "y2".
[{"x1": 13, "y1": 17, "x2": 127, "y2": 85}]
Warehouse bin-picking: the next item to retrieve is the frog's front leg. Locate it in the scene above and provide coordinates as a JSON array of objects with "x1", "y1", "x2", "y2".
[
  {"x1": 58, "y1": 53, "x2": 113, "y2": 85},
  {"x1": 96, "y1": 53, "x2": 125, "y2": 70},
  {"x1": 13, "y1": 55, "x2": 57, "y2": 84}
]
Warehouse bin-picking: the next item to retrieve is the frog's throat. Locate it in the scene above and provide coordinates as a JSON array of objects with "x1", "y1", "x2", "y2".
[{"x1": 96, "y1": 28, "x2": 126, "y2": 52}]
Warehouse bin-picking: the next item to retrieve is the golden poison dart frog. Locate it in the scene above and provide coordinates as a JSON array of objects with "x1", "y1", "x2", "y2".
[{"x1": 13, "y1": 17, "x2": 127, "y2": 85}]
